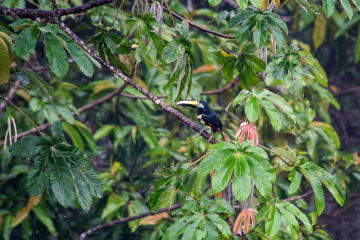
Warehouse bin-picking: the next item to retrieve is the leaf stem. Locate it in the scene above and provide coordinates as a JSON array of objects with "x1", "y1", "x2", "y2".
[
  {"x1": 0, "y1": 96, "x2": 42, "y2": 135},
  {"x1": 253, "y1": 231, "x2": 270, "y2": 239},
  {"x1": 163, "y1": 0, "x2": 176, "y2": 29},
  {"x1": 112, "y1": 0, "x2": 125, "y2": 23},
  {"x1": 185, "y1": 150, "x2": 214, "y2": 170},
  {"x1": 258, "y1": 144, "x2": 295, "y2": 167},
  {"x1": 275, "y1": 0, "x2": 290, "y2": 13}
]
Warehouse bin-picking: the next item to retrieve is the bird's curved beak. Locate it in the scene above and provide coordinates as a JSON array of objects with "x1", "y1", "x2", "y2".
[{"x1": 175, "y1": 100, "x2": 199, "y2": 108}]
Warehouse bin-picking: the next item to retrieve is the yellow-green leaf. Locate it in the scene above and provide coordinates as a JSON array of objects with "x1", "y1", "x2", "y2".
[
  {"x1": 0, "y1": 38, "x2": 10, "y2": 86},
  {"x1": 313, "y1": 11, "x2": 327, "y2": 49}
]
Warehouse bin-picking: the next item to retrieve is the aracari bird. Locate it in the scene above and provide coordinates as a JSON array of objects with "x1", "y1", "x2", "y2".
[{"x1": 175, "y1": 100, "x2": 225, "y2": 141}]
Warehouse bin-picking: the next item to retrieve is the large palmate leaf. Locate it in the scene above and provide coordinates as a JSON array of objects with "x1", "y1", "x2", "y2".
[
  {"x1": 9, "y1": 121, "x2": 103, "y2": 211},
  {"x1": 14, "y1": 24, "x2": 39, "y2": 58},
  {"x1": 198, "y1": 141, "x2": 275, "y2": 200},
  {"x1": 229, "y1": 9, "x2": 287, "y2": 48},
  {"x1": 233, "y1": 89, "x2": 295, "y2": 131},
  {"x1": 150, "y1": 166, "x2": 186, "y2": 211},
  {"x1": 215, "y1": 44, "x2": 266, "y2": 86},
  {"x1": 162, "y1": 196, "x2": 232, "y2": 240}
]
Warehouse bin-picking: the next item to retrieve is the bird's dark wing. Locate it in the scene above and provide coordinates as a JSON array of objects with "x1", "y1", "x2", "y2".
[{"x1": 202, "y1": 113, "x2": 223, "y2": 132}]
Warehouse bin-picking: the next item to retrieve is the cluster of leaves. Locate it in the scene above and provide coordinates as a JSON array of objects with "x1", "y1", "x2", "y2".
[
  {"x1": 271, "y1": 148, "x2": 343, "y2": 215},
  {"x1": 11, "y1": 19, "x2": 100, "y2": 78},
  {"x1": 162, "y1": 22, "x2": 194, "y2": 101},
  {"x1": 233, "y1": 88, "x2": 295, "y2": 131},
  {"x1": 259, "y1": 200, "x2": 313, "y2": 239},
  {"x1": 198, "y1": 141, "x2": 275, "y2": 202},
  {"x1": 162, "y1": 196, "x2": 233, "y2": 240},
  {"x1": 150, "y1": 165, "x2": 186, "y2": 211},
  {"x1": 215, "y1": 45, "x2": 266, "y2": 86},
  {"x1": 9, "y1": 121, "x2": 103, "y2": 211},
  {"x1": 0, "y1": 31, "x2": 12, "y2": 85}
]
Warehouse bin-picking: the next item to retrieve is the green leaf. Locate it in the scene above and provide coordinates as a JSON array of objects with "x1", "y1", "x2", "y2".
[
  {"x1": 62, "y1": 122, "x2": 84, "y2": 151},
  {"x1": 314, "y1": 12, "x2": 327, "y2": 49},
  {"x1": 10, "y1": 136, "x2": 49, "y2": 157},
  {"x1": 236, "y1": 15, "x2": 258, "y2": 43},
  {"x1": 18, "y1": 70, "x2": 56, "y2": 101},
  {"x1": 67, "y1": 146, "x2": 103, "y2": 198},
  {"x1": 0, "y1": 38, "x2": 10, "y2": 85},
  {"x1": 257, "y1": 204, "x2": 271, "y2": 221},
  {"x1": 208, "y1": 0, "x2": 222, "y2": 6},
  {"x1": 253, "y1": 18, "x2": 267, "y2": 47},
  {"x1": 43, "y1": 32, "x2": 69, "y2": 78},
  {"x1": 139, "y1": 127, "x2": 160, "y2": 149},
  {"x1": 212, "y1": 155, "x2": 236, "y2": 192},
  {"x1": 198, "y1": 149, "x2": 236, "y2": 176},
  {"x1": 250, "y1": 0, "x2": 262, "y2": 8},
  {"x1": 206, "y1": 213, "x2": 232, "y2": 238},
  {"x1": 51, "y1": 156, "x2": 76, "y2": 208},
  {"x1": 161, "y1": 38, "x2": 182, "y2": 64},
  {"x1": 222, "y1": 58, "x2": 237, "y2": 81},
  {"x1": 277, "y1": 205, "x2": 299, "y2": 240},
  {"x1": 182, "y1": 220, "x2": 201, "y2": 240},
  {"x1": 27, "y1": 149, "x2": 53, "y2": 196},
  {"x1": 56, "y1": 105, "x2": 74, "y2": 124},
  {"x1": 265, "y1": 204, "x2": 281, "y2": 237},
  {"x1": 58, "y1": 33, "x2": 93, "y2": 77},
  {"x1": 216, "y1": 11, "x2": 230, "y2": 24},
  {"x1": 101, "y1": 195, "x2": 126, "y2": 219},
  {"x1": 266, "y1": 17, "x2": 284, "y2": 48},
  {"x1": 322, "y1": 0, "x2": 335, "y2": 16},
  {"x1": 162, "y1": 219, "x2": 186, "y2": 240},
  {"x1": 281, "y1": 202, "x2": 312, "y2": 232},
  {"x1": 14, "y1": 24, "x2": 39, "y2": 57},
  {"x1": 233, "y1": 90, "x2": 251, "y2": 106},
  {"x1": 264, "y1": 13, "x2": 288, "y2": 34},
  {"x1": 228, "y1": 10, "x2": 255, "y2": 28},
  {"x1": 248, "y1": 159, "x2": 272, "y2": 197},
  {"x1": 93, "y1": 125, "x2": 115, "y2": 141},
  {"x1": 299, "y1": 166, "x2": 325, "y2": 215},
  {"x1": 51, "y1": 121, "x2": 63, "y2": 137},
  {"x1": 232, "y1": 155, "x2": 251, "y2": 202},
  {"x1": 288, "y1": 168, "x2": 302, "y2": 194},
  {"x1": 245, "y1": 94, "x2": 260, "y2": 122},
  {"x1": 355, "y1": 25, "x2": 360, "y2": 63},
  {"x1": 2, "y1": 214, "x2": 13, "y2": 240},
  {"x1": 261, "y1": 98, "x2": 282, "y2": 131},
  {"x1": 10, "y1": 19, "x2": 35, "y2": 32},
  {"x1": 74, "y1": 120, "x2": 96, "y2": 151},
  {"x1": 244, "y1": 55, "x2": 266, "y2": 72},
  {"x1": 32, "y1": 206, "x2": 56, "y2": 236}
]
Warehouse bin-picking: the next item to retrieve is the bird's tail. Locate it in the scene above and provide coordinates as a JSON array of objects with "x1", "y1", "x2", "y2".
[{"x1": 220, "y1": 130, "x2": 225, "y2": 141}]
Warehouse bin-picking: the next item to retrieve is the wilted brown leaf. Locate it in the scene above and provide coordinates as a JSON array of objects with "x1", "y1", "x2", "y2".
[
  {"x1": 194, "y1": 64, "x2": 217, "y2": 74},
  {"x1": 261, "y1": 0, "x2": 269, "y2": 10},
  {"x1": 139, "y1": 212, "x2": 169, "y2": 225},
  {"x1": 273, "y1": 0, "x2": 280, "y2": 7},
  {"x1": 11, "y1": 195, "x2": 42, "y2": 227},
  {"x1": 313, "y1": 11, "x2": 327, "y2": 49}
]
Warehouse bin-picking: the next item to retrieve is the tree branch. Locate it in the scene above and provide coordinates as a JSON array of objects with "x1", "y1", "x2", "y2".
[
  {"x1": 76, "y1": 203, "x2": 184, "y2": 240},
  {"x1": 146, "y1": 0, "x2": 236, "y2": 39},
  {"x1": 0, "y1": 79, "x2": 20, "y2": 114},
  {"x1": 56, "y1": 19, "x2": 218, "y2": 144},
  {"x1": 201, "y1": 78, "x2": 239, "y2": 95},
  {"x1": 0, "y1": 0, "x2": 116, "y2": 18}
]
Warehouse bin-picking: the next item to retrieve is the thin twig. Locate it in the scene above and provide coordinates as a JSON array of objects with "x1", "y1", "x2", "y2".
[
  {"x1": 112, "y1": 0, "x2": 125, "y2": 23},
  {"x1": 201, "y1": 78, "x2": 239, "y2": 95},
  {"x1": 0, "y1": 79, "x2": 20, "y2": 114},
  {"x1": 248, "y1": 179, "x2": 254, "y2": 208},
  {"x1": 185, "y1": 151, "x2": 214, "y2": 170},
  {"x1": 258, "y1": 144, "x2": 295, "y2": 167},
  {"x1": 253, "y1": 231, "x2": 270, "y2": 240},
  {"x1": 163, "y1": 0, "x2": 176, "y2": 29},
  {"x1": 0, "y1": 96, "x2": 42, "y2": 135}
]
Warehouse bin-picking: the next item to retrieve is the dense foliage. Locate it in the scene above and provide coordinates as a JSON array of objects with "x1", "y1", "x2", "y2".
[{"x1": 1, "y1": 0, "x2": 360, "y2": 239}]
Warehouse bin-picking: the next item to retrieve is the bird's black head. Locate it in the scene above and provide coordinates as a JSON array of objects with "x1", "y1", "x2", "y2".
[{"x1": 197, "y1": 101, "x2": 211, "y2": 114}]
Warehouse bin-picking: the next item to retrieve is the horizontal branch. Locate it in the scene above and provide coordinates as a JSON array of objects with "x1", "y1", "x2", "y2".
[
  {"x1": 121, "y1": 93, "x2": 167, "y2": 99},
  {"x1": 146, "y1": 0, "x2": 236, "y2": 39},
  {"x1": 76, "y1": 203, "x2": 184, "y2": 240},
  {"x1": 0, "y1": 0, "x2": 115, "y2": 18},
  {"x1": 201, "y1": 78, "x2": 239, "y2": 95}
]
